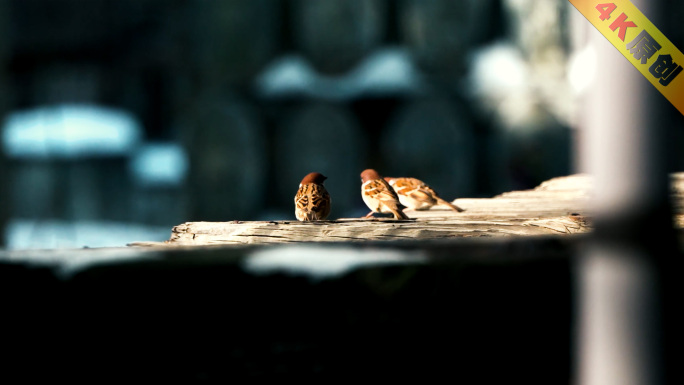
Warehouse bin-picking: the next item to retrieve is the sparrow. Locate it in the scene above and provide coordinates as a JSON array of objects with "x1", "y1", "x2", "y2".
[
  {"x1": 294, "y1": 172, "x2": 331, "y2": 221},
  {"x1": 384, "y1": 177, "x2": 465, "y2": 212},
  {"x1": 360, "y1": 169, "x2": 409, "y2": 219}
]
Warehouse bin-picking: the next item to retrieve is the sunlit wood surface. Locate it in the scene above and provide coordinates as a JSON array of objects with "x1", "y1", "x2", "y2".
[{"x1": 129, "y1": 173, "x2": 684, "y2": 247}]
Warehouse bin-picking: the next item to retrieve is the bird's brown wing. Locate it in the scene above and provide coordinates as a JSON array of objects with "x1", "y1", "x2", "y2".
[
  {"x1": 295, "y1": 183, "x2": 331, "y2": 220},
  {"x1": 393, "y1": 178, "x2": 434, "y2": 204},
  {"x1": 309, "y1": 184, "x2": 331, "y2": 219},
  {"x1": 365, "y1": 179, "x2": 400, "y2": 203}
]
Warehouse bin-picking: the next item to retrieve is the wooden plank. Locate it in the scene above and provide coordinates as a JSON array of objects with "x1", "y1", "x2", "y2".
[
  {"x1": 127, "y1": 174, "x2": 595, "y2": 247},
  {"x1": 159, "y1": 214, "x2": 590, "y2": 246},
  {"x1": 128, "y1": 173, "x2": 682, "y2": 247}
]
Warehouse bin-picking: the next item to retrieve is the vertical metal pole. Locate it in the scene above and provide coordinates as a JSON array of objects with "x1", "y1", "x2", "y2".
[{"x1": 576, "y1": 1, "x2": 676, "y2": 384}]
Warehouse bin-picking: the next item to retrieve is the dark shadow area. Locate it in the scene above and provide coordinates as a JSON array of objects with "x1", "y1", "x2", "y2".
[{"x1": 1, "y1": 239, "x2": 576, "y2": 382}]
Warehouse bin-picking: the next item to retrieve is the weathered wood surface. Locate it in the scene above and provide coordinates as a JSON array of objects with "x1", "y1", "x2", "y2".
[
  {"x1": 131, "y1": 173, "x2": 684, "y2": 247},
  {"x1": 129, "y1": 174, "x2": 585, "y2": 246}
]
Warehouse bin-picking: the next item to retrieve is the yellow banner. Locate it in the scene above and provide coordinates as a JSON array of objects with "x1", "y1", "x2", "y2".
[{"x1": 569, "y1": 0, "x2": 684, "y2": 115}]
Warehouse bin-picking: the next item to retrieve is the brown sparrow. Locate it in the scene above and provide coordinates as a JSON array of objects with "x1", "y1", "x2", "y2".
[
  {"x1": 294, "y1": 172, "x2": 331, "y2": 221},
  {"x1": 360, "y1": 169, "x2": 409, "y2": 219},
  {"x1": 384, "y1": 177, "x2": 465, "y2": 212}
]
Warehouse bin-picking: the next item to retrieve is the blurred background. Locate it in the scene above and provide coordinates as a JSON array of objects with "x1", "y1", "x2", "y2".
[{"x1": 0, "y1": 0, "x2": 682, "y2": 249}]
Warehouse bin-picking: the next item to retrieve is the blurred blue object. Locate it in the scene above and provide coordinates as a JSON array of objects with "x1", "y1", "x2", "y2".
[
  {"x1": 1, "y1": 104, "x2": 142, "y2": 159},
  {"x1": 130, "y1": 142, "x2": 188, "y2": 188},
  {"x1": 255, "y1": 47, "x2": 423, "y2": 100},
  {"x1": 244, "y1": 244, "x2": 426, "y2": 280},
  {"x1": 5, "y1": 219, "x2": 170, "y2": 250}
]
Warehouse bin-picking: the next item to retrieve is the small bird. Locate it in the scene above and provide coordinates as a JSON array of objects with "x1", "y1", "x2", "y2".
[
  {"x1": 294, "y1": 172, "x2": 331, "y2": 221},
  {"x1": 384, "y1": 177, "x2": 465, "y2": 212},
  {"x1": 360, "y1": 169, "x2": 409, "y2": 219}
]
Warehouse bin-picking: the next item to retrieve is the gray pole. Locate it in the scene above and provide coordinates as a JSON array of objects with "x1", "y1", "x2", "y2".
[{"x1": 575, "y1": 0, "x2": 677, "y2": 384}]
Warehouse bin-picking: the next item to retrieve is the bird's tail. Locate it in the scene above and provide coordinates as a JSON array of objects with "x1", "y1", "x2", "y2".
[
  {"x1": 437, "y1": 198, "x2": 465, "y2": 212},
  {"x1": 390, "y1": 207, "x2": 410, "y2": 220}
]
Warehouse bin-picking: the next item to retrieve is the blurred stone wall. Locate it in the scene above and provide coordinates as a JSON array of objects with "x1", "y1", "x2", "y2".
[{"x1": 6, "y1": 0, "x2": 666, "y2": 228}]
